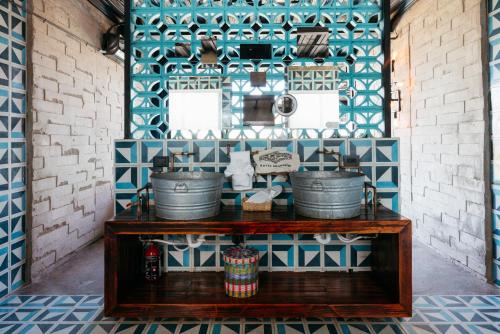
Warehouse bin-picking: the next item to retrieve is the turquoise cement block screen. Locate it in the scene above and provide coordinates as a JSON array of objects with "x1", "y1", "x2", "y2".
[{"x1": 129, "y1": 0, "x2": 387, "y2": 139}]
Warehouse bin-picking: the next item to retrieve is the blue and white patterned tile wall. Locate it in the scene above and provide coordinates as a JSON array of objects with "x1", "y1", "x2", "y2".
[
  {"x1": 488, "y1": 0, "x2": 500, "y2": 287},
  {"x1": 0, "y1": 0, "x2": 26, "y2": 296},
  {"x1": 129, "y1": 0, "x2": 386, "y2": 139},
  {"x1": 114, "y1": 138, "x2": 399, "y2": 272}
]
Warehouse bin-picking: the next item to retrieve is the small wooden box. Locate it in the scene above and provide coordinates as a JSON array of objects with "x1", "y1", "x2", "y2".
[{"x1": 242, "y1": 198, "x2": 272, "y2": 212}]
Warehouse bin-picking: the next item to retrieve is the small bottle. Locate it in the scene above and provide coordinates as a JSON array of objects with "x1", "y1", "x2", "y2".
[{"x1": 144, "y1": 242, "x2": 161, "y2": 281}]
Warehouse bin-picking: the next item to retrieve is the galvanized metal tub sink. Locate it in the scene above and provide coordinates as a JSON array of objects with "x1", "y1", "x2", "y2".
[
  {"x1": 290, "y1": 171, "x2": 365, "y2": 219},
  {"x1": 151, "y1": 172, "x2": 224, "y2": 220}
]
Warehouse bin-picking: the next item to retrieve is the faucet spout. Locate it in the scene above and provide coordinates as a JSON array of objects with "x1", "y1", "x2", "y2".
[
  {"x1": 169, "y1": 152, "x2": 195, "y2": 172},
  {"x1": 316, "y1": 149, "x2": 343, "y2": 170}
]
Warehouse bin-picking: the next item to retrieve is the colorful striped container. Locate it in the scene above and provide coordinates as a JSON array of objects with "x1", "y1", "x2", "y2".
[{"x1": 223, "y1": 246, "x2": 259, "y2": 298}]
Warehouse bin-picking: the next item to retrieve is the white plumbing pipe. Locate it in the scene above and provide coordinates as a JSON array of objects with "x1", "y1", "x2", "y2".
[
  {"x1": 140, "y1": 238, "x2": 190, "y2": 252},
  {"x1": 314, "y1": 234, "x2": 331, "y2": 245},
  {"x1": 140, "y1": 235, "x2": 208, "y2": 251},
  {"x1": 337, "y1": 234, "x2": 378, "y2": 244},
  {"x1": 186, "y1": 235, "x2": 206, "y2": 248},
  {"x1": 337, "y1": 234, "x2": 364, "y2": 244},
  {"x1": 313, "y1": 233, "x2": 378, "y2": 245}
]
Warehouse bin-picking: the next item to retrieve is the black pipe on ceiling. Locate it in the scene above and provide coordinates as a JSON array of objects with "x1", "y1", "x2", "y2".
[
  {"x1": 390, "y1": 0, "x2": 419, "y2": 27},
  {"x1": 87, "y1": 0, "x2": 124, "y2": 23}
]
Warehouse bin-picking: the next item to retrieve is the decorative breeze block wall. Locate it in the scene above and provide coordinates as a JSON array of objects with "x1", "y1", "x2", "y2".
[
  {"x1": 129, "y1": 0, "x2": 387, "y2": 139},
  {"x1": 0, "y1": 0, "x2": 26, "y2": 297}
]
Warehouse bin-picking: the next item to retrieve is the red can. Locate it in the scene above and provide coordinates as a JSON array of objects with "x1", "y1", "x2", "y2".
[{"x1": 144, "y1": 242, "x2": 161, "y2": 281}]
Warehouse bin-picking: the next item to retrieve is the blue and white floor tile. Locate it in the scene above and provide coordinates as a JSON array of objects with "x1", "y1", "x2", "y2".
[{"x1": 0, "y1": 295, "x2": 498, "y2": 333}]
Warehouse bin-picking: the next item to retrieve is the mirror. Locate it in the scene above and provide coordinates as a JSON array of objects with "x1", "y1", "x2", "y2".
[
  {"x1": 287, "y1": 90, "x2": 340, "y2": 129},
  {"x1": 273, "y1": 94, "x2": 297, "y2": 117},
  {"x1": 169, "y1": 89, "x2": 222, "y2": 131},
  {"x1": 243, "y1": 95, "x2": 275, "y2": 126}
]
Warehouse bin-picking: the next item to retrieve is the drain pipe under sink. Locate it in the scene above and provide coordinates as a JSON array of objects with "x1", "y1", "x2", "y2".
[
  {"x1": 314, "y1": 233, "x2": 378, "y2": 245},
  {"x1": 314, "y1": 234, "x2": 331, "y2": 244},
  {"x1": 139, "y1": 235, "x2": 207, "y2": 251}
]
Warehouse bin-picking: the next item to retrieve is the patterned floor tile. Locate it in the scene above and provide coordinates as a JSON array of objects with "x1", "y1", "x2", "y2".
[
  {"x1": 276, "y1": 323, "x2": 306, "y2": 334},
  {"x1": 115, "y1": 323, "x2": 148, "y2": 334},
  {"x1": 466, "y1": 323, "x2": 500, "y2": 334},
  {"x1": 24, "y1": 295, "x2": 56, "y2": 307},
  {"x1": 3, "y1": 307, "x2": 42, "y2": 321},
  {"x1": 179, "y1": 324, "x2": 209, "y2": 334},
  {"x1": 338, "y1": 323, "x2": 371, "y2": 334},
  {"x1": 48, "y1": 323, "x2": 84, "y2": 334},
  {"x1": 0, "y1": 295, "x2": 496, "y2": 334},
  {"x1": 458, "y1": 296, "x2": 496, "y2": 308},
  {"x1": 210, "y1": 323, "x2": 240, "y2": 334},
  {"x1": 147, "y1": 324, "x2": 179, "y2": 334},
  {"x1": 0, "y1": 323, "x2": 22, "y2": 334},
  {"x1": 448, "y1": 309, "x2": 488, "y2": 323},
  {"x1": 433, "y1": 296, "x2": 467, "y2": 308},
  {"x1": 34, "y1": 308, "x2": 70, "y2": 322},
  {"x1": 433, "y1": 324, "x2": 469, "y2": 334},
  {"x1": 307, "y1": 323, "x2": 339, "y2": 334},
  {"x1": 370, "y1": 324, "x2": 404, "y2": 334},
  {"x1": 62, "y1": 308, "x2": 99, "y2": 322},
  {"x1": 401, "y1": 324, "x2": 438, "y2": 334},
  {"x1": 80, "y1": 324, "x2": 117, "y2": 334},
  {"x1": 51, "y1": 296, "x2": 85, "y2": 307},
  {"x1": 476, "y1": 308, "x2": 500, "y2": 322},
  {"x1": 244, "y1": 323, "x2": 273, "y2": 334},
  {"x1": 16, "y1": 323, "x2": 55, "y2": 334}
]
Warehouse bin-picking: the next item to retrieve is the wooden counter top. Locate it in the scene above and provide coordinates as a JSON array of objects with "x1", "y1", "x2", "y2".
[{"x1": 106, "y1": 205, "x2": 411, "y2": 235}]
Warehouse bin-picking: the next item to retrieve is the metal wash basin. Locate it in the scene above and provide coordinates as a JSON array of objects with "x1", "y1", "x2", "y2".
[
  {"x1": 151, "y1": 172, "x2": 224, "y2": 220},
  {"x1": 290, "y1": 171, "x2": 365, "y2": 219}
]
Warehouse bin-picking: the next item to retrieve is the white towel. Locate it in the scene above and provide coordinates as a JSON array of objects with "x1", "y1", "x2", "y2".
[
  {"x1": 224, "y1": 151, "x2": 255, "y2": 191},
  {"x1": 247, "y1": 186, "x2": 283, "y2": 203}
]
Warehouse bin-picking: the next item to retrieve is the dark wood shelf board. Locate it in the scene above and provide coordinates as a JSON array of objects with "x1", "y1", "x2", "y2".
[
  {"x1": 107, "y1": 205, "x2": 411, "y2": 235},
  {"x1": 112, "y1": 271, "x2": 405, "y2": 318}
]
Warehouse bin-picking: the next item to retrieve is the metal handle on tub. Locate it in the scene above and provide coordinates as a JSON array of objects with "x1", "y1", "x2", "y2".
[
  {"x1": 311, "y1": 180, "x2": 324, "y2": 192},
  {"x1": 174, "y1": 182, "x2": 189, "y2": 193}
]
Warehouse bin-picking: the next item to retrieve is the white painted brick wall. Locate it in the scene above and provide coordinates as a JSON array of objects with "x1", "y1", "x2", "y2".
[
  {"x1": 392, "y1": 0, "x2": 488, "y2": 275},
  {"x1": 30, "y1": 0, "x2": 124, "y2": 278}
]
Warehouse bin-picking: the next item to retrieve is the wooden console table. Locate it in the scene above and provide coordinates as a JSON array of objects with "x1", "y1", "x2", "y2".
[{"x1": 105, "y1": 205, "x2": 412, "y2": 318}]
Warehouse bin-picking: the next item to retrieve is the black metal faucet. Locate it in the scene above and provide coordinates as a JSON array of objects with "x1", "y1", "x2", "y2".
[
  {"x1": 316, "y1": 149, "x2": 361, "y2": 172},
  {"x1": 316, "y1": 148, "x2": 343, "y2": 169},
  {"x1": 169, "y1": 152, "x2": 195, "y2": 172}
]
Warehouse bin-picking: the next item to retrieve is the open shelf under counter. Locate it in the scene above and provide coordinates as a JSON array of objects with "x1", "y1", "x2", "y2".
[{"x1": 105, "y1": 205, "x2": 412, "y2": 318}]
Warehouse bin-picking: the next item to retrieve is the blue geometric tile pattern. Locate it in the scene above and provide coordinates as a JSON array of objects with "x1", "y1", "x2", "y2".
[
  {"x1": 129, "y1": 0, "x2": 386, "y2": 139},
  {"x1": 0, "y1": 295, "x2": 498, "y2": 333},
  {"x1": 0, "y1": 0, "x2": 26, "y2": 296},
  {"x1": 488, "y1": 0, "x2": 500, "y2": 287},
  {"x1": 114, "y1": 138, "x2": 399, "y2": 272}
]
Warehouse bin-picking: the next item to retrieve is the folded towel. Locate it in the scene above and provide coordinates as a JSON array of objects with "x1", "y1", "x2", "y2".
[{"x1": 224, "y1": 151, "x2": 254, "y2": 191}]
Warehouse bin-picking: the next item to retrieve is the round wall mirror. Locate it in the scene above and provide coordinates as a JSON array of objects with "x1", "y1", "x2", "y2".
[{"x1": 273, "y1": 94, "x2": 297, "y2": 117}]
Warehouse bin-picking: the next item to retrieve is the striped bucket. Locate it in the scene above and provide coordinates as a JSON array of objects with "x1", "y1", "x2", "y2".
[{"x1": 223, "y1": 246, "x2": 259, "y2": 298}]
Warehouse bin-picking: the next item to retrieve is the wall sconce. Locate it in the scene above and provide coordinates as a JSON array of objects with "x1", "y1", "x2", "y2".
[
  {"x1": 390, "y1": 59, "x2": 402, "y2": 118},
  {"x1": 391, "y1": 82, "x2": 402, "y2": 118}
]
